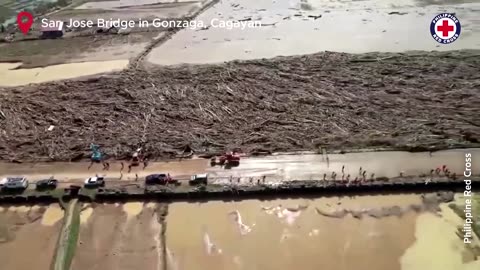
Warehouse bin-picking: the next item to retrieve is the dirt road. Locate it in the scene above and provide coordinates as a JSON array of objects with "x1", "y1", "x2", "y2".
[
  {"x1": 0, "y1": 50, "x2": 479, "y2": 161},
  {"x1": 1, "y1": 148, "x2": 478, "y2": 184}
]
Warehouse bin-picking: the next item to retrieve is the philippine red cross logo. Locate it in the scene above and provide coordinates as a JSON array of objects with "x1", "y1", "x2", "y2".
[{"x1": 430, "y1": 13, "x2": 461, "y2": 44}]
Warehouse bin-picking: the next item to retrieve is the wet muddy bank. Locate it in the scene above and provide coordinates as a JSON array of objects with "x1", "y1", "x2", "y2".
[
  {"x1": 314, "y1": 192, "x2": 455, "y2": 219},
  {"x1": 0, "y1": 33, "x2": 157, "y2": 71},
  {"x1": 1, "y1": 50, "x2": 479, "y2": 162},
  {"x1": 0, "y1": 61, "x2": 130, "y2": 87}
]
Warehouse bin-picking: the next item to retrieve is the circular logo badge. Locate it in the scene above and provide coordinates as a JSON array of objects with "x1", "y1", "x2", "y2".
[{"x1": 430, "y1": 13, "x2": 461, "y2": 44}]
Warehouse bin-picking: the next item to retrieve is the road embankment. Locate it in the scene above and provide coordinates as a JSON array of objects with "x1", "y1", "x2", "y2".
[{"x1": 0, "y1": 176, "x2": 478, "y2": 205}]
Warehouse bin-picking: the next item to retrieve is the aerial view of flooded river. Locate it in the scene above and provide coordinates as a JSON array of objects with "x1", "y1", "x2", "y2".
[{"x1": 0, "y1": 0, "x2": 478, "y2": 267}]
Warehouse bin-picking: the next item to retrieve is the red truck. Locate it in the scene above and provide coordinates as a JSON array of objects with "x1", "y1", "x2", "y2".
[{"x1": 210, "y1": 152, "x2": 240, "y2": 167}]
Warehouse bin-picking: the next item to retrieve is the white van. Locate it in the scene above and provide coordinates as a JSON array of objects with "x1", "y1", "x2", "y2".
[
  {"x1": 3, "y1": 177, "x2": 29, "y2": 190},
  {"x1": 0, "y1": 177, "x2": 8, "y2": 187}
]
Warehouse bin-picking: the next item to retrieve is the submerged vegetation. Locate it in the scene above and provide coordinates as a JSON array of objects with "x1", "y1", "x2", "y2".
[
  {"x1": 63, "y1": 203, "x2": 80, "y2": 270},
  {"x1": 449, "y1": 194, "x2": 480, "y2": 258},
  {"x1": 449, "y1": 194, "x2": 480, "y2": 239},
  {"x1": 52, "y1": 199, "x2": 80, "y2": 270}
]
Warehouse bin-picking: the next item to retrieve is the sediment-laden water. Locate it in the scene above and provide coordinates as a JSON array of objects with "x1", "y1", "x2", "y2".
[
  {"x1": 0, "y1": 204, "x2": 63, "y2": 270},
  {"x1": 165, "y1": 194, "x2": 480, "y2": 270}
]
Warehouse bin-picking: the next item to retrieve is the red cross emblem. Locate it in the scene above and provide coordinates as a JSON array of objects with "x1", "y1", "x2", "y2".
[
  {"x1": 437, "y1": 19, "x2": 454, "y2": 37},
  {"x1": 430, "y1": 13, "x2": 461, "y2": 44}
]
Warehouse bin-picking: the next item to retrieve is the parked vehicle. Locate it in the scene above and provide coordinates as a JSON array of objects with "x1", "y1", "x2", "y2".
[
  {"x1": 145, "y1": 174, "x2": 179, "y2": 185},
  {"x1": 189, "y1": 174, "x2": 208, "y2": 186},
  {"x1": 1, "y1": 177, "x2": 29, "y2": 191},
  {"x1": 36, "y1": 178, "x2": 58, "y2": 190},
  {"x1": 210, "y1": 152, "x2": 240, "y2": 167},
  {"x1": 84, "y1": 176, "x2": 105, "y2": 188},
  {"x1": 0, "y1": 177, "x2": 7, "y2": 188}
]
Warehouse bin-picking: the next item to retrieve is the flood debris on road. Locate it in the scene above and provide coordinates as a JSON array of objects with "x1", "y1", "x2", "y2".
[
  {"x1": 314, "y1": 192, "x2": 455, "y2": 219},
  {"x1": 0, "y1": 50, "x2": 479, "y2": 162}
]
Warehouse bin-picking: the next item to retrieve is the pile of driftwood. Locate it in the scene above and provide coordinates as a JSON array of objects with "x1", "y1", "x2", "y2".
[{"x1": 0, "y1": 50, "x2": 479, "y2": 161}]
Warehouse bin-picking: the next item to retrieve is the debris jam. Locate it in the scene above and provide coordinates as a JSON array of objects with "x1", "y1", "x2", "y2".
[
  {"x1": 228, "y1": 210, "x2": 255, "y2": 235},
  {"x1": 0, "y1": 50, "x2": 479, "y2": 161},
  {"x1": 262, "y1": 205, "x2": 305, "y2": 225},
  {"x1": 203, "y1": 228, "x2": 222, "y2": 255}
]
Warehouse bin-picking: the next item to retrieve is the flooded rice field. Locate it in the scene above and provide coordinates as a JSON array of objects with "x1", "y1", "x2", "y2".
[
  {"x1": 147, "y1": 0, "x2": 480, "y2": 65},
  {"x1": 71, "y1": 202, "x2": 165, "y2": 270},
  {"x1": 1, "y1": 148, "x2": 478, "y2": 183},
  {"x1": 166, "y1": 194, "x2": 480, "y2": 270},
  {"x1": 0, "y1": 60, "x2": 129, "y2": 87},
  {"x1": 0, "y1": 204, "x2": 63, "y2": 270},
  {"x1": 0, "y1": 194, "x2": 478, "y2": 269},
  {"x1": 0, "y1": 0, "x2": 58, "y2": 26}
]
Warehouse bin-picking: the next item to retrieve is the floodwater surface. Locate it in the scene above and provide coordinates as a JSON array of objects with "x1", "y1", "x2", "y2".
[
  {"x1": 0, "y1": 60, "x2": 129, "y2": 87},
  {"x1": 166, "y1": 194, "x2": 479, "y2": 270},
  {"x1": 0, "y1": 204, "x2": 63, "y2": 270},
  {"x1": 401, "y1": 202, "x2": 480, "y2": 270},
  {"x1": 147, "y1": 0, "x2": 480, "y2": 65},
  {"x1": 71, "y1": 203, "x2": 164, "y2": 270}
]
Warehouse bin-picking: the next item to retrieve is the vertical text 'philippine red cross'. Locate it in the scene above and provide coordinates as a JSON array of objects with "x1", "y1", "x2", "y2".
[{"x1": 437, "y1": 19, "x2": 454, "y2": 37}]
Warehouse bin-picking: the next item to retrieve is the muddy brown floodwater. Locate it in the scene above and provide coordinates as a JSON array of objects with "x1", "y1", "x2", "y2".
[
  {"x1": 0, "y1": 204, "x2": 63, "y2": 270},
  {"x1": 71, "y1": 202, "x2": 164, "y2": 270},
  {"x1": 147, "y1": 0, "x2": 480, "y2": 65},
  {"x1": 0, "y1": 61, "x2": 129, "y2": 87},
  {"x1": 166, "y1": 194, "x2": 480, "y2": 270}
]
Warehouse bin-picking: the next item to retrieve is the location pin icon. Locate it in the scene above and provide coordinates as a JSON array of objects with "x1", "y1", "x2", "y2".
[{"x1": 17, "y1": 11, "x2": 34, "y2": 35}]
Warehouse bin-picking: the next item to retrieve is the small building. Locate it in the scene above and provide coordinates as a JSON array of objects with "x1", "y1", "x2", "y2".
[{"x1": 40, "y1": 26, "x2": 63, "y2": 39}]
